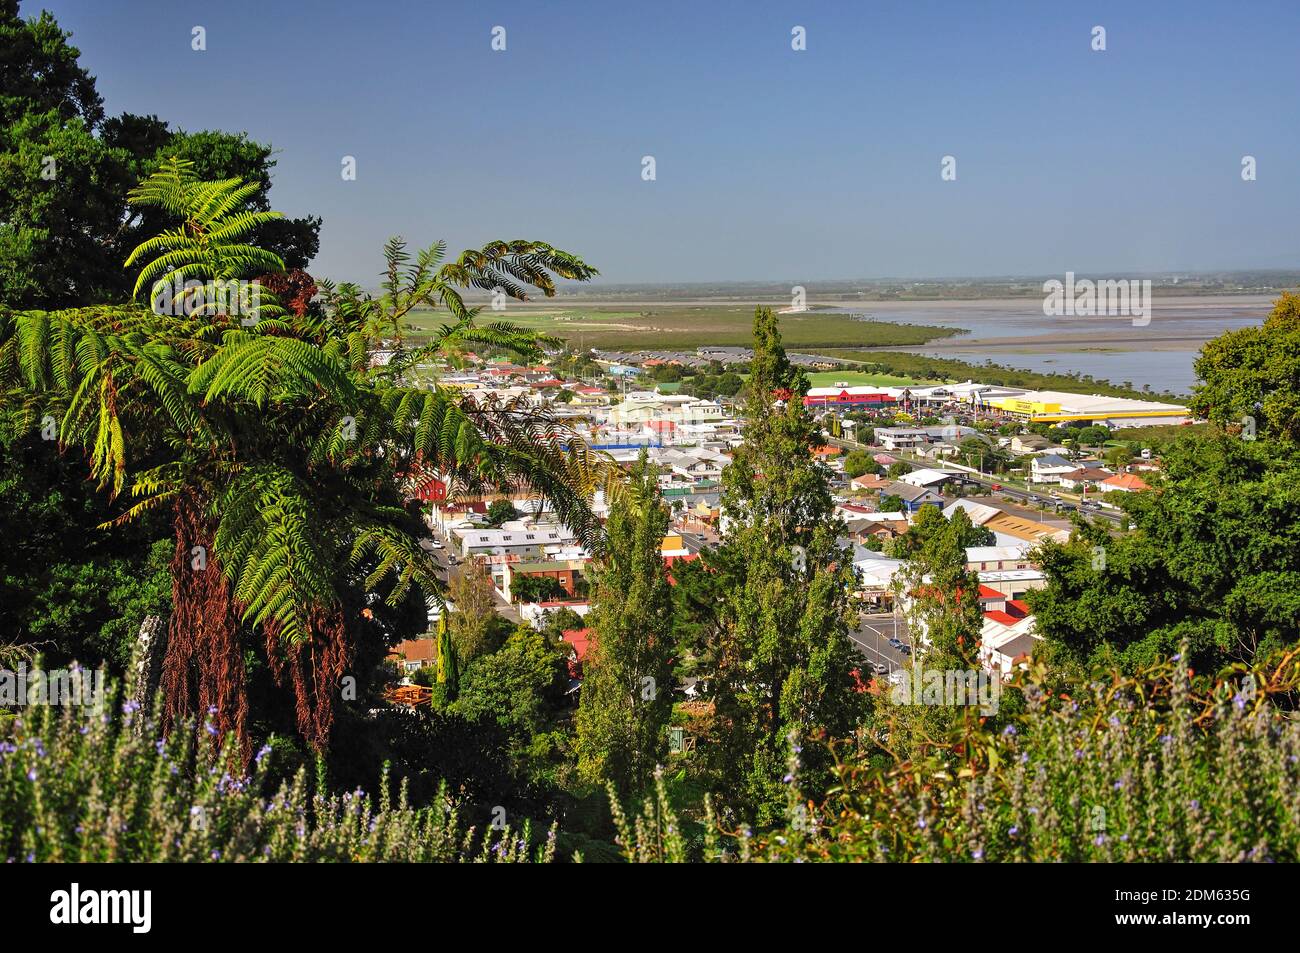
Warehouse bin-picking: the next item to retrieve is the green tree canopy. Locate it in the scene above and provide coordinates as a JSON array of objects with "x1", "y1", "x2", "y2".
[
  {"x1": 575, "y1": 451, "x2": 675, "y2": 799},
  {"x1": 1192, "y1": 291, "x2": 1300, "y2": 443},
  {"x1": 706, "y1": 307, "x2": 867, "y2": 826},
  {"x1": 1028, "y1": 435, "x2": 1300, "y2": 673}
]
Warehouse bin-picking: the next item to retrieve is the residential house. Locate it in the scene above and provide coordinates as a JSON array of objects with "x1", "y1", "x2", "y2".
[
  {"x1": 898, "y1": 467, "x2": 959, "y2": 490},
  {"x1": 389, "y1": 637, "x2": 435, "y2": 674},
  {"x1": 561, "y1": 628, "x2": 592, "y2": 679},
  {"x1": 979, "y1": 600, "x2": 1038, "y2": 680},
  {"x1": 842, "y1": 510, "x2": 910, "y2": 544},
  {"x1": 1057, "y1": 466, "x2": 1113, "y2": 491},
  {"x1": 1100, "y1": 472, "x2": 1150, "y2": 493},
  {"x1": 1010, "y1": 434, "x2": 1054, "y2": 455},
  {"x1": 874, "y1": 427, "x2": 934, "y2": 452},
  {"x1": 882, "y1": 481, "x2": 946, "y2": 513},
  {"x1": 567, "y1": 386, "x2": 610, "y2": 408},
  {"x1": 520, "y1": 599, "x2": 591, "y2": 631},
  {"x1": 850, "y1": 473, "x2": 892, "y2": 493},
  {"x1": 1030, "y1": 453, "x2": 1077, "y2": 484}
]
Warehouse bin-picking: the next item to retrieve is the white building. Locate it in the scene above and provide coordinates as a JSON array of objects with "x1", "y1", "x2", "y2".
[
  {"x1": 605, "y1": 393, "x2": 726, "y2": 428},
  {"x1": 898, "y1": 467, "x2": 960, "y2": 489},
  {"x1": 451, "y1": 520, "x2": 578, "y2": 560},
  {"x1": 1030, "y1": 453, "x2": 1078, "y2": 484},
  {"x1": 965, "y1": 545, "x2": 1033, "y2": 572}
]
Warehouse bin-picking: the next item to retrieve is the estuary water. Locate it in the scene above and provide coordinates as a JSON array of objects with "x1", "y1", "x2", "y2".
[{"x1": 824, "y1": 296, "x2": 1273, "y2": 396}]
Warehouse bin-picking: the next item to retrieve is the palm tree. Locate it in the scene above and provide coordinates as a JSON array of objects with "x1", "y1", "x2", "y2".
[{"x1": 0, "y1": 165, "x2": 610, "y2": 756}]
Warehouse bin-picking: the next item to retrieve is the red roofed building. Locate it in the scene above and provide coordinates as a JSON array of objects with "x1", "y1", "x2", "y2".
[
  {"x1": 562, "y1": 628, "x2": 593, "y2": 678},
  {"x1": 1100, "y1": 472, "x2": 1150, "y2": 493},
  {"x1": 389, "y1": 637, "x2": 435, "y2": 674},
  {"x1": 979, "y1": 598, "x2": 1037, "y2": 680}
]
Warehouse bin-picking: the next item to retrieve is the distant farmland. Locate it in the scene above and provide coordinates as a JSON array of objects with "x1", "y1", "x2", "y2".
[{"x1": 405, "y1": 304, "x2": 958, "y2": 351}]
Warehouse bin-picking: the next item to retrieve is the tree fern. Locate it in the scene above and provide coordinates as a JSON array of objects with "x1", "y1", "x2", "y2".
[{"x1": 1, "y1": 176, "x2": 611, "y2": 752}]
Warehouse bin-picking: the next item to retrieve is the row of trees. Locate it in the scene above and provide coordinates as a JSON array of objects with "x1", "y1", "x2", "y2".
[{"x1": 572, "y1": 309, "x2": 867, "y2": 824}]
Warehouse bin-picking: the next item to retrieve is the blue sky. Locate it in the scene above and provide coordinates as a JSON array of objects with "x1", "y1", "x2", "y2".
[{"x1": 33, "y1": 0, "x2": 1300, "y2": 285}]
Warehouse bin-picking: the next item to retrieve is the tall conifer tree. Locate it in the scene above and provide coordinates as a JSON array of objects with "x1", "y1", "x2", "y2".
[
  {"x1": 708, "y1": 307, "x2": 866, "y2": 826},
  {"x1": 575, "y1": 452, "x2": 675, "y2": 798}
]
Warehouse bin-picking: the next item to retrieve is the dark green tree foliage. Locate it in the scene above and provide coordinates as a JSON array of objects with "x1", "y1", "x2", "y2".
[
  {"x1": 885, "y1": 505, "x2": 985, "y2": 759},
  {"x1": 0, "y1": 428, "x2": 171, "y2": 667},
  {"x1": 841, "y1": 449, "x2": 877, "y2": 479},
  {"x1": 575, "y1": 452, "x2": 675, "y2": 799},
  {"x1": 436, "y1": 613, "x2": 459, "y2": 701},
  {"x1": 893, "y1": 506, "x2": 984, "y2": 664},
  {"x1": 1028, "y1": 435, "x2": 1300, "y2": 672},
  {"x1": 708, "y1": 307, "x2": 865, "y2": 826},
  {"x1": 0, "y1": 3, "x2": 319, "y2": 307},
  {"x1": 877, "y1": 494, "x2": 906, "y2": 515},
  {"x1": 452, "y1": 626, "x2": 567, "y2": 750},
  {"x1": 1191, "y1": 291, "x2": 1300, "y2": 443},
  {"x1": 485, "y1": 499, "x2": 520, "y2": 527},
  {"x1": 892, "y1": 504, "x2": 992, "y2": 558}
]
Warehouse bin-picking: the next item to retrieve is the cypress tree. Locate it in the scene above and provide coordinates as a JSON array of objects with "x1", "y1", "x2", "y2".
[
  {"x1": 574, "y1": 452, "x2": 676, "y2": 799},
  {"x1": 435, "y1": 612, "x2": 458, "y2": 702},
  {"x1": 708, "y1": 307, "x2": 867, "y2": 826},
  {"x1": 887, "y1": 504, "x2": 985, "y2": 758}
]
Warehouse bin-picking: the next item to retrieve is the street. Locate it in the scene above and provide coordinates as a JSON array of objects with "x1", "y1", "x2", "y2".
[
  {"x1": 825, "y1": 433, "x2": 1124, "y2": 525},
  {"x1": 849, "y1": 611, "x2": 911, "y2": 674}
]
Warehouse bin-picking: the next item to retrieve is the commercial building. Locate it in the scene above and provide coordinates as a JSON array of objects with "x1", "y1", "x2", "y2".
[
  {"x1": 803, "y1": 386, "x2": 898, "y2": 409},
  {"x1": 986, "y1": 390, "x2": 1191, "y2": 428}
]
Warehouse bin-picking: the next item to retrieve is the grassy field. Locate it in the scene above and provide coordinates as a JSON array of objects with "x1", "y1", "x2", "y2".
[
  {"x1": 404, "y1": 305, "x2": 958, "y2": 351},
  {"x1": 1111, "y1": 422, "x2": 1213, "y2": 444},
  {"x1": 805, "y1": 369, "x2": 925, "y2": 387}
]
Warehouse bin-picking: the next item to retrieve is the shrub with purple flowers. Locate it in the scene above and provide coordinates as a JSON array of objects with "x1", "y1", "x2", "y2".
[
  {"x1": 619, "y1": 648, "x2": 1300, "y2": 862},
  {"x1": 0, "y1": 679, "x2": 553, "y2": 863}
]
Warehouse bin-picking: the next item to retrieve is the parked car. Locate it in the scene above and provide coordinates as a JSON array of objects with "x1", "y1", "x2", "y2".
[
  {"x1": 887, "y1": 638, "x2": 904, "y2": 650},
  {"x1": 990, "y1": 483, "x2": 1002, "y2": 491},
  {"x1": 898, "y1": 644, "x2": 912, "y2": 656},
  {"x1": 869, "y1": 661, "x2": 888, "y2": 676}
]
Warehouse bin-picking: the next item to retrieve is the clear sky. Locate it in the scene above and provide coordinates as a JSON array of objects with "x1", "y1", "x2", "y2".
[{"x1": 32, "y1": 0, "x2": 1300, "y2": 285}]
